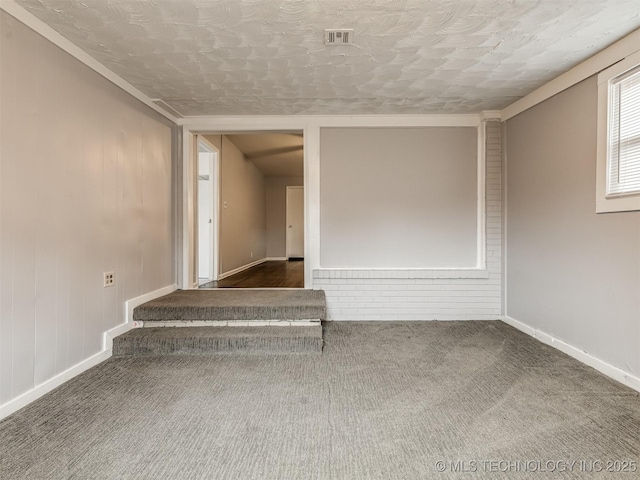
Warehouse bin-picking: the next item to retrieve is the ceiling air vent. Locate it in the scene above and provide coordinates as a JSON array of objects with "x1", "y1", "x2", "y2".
[{"x1": 324, "y1": 29, "x2": 354, "y2": 46}]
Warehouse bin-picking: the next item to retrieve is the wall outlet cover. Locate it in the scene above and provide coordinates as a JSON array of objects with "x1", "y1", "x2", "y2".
[{"x1": 104, "y1": 271, "x2": 115, "y2": 287}]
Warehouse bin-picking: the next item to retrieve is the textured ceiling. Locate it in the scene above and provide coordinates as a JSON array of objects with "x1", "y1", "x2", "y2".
[
  {"x1": 14, "y1": 0, "x2": 640, "y2": 116},
  {"x1": 227, "y1": 133, "x2": 303, "y2": 177}
]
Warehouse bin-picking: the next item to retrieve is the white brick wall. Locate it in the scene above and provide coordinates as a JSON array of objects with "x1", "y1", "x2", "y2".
[{"x1": 313, "y1": 120, "x2": 502, "y2": 321}]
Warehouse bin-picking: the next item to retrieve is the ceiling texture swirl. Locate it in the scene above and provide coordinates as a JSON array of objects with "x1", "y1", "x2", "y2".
[{"x1": 13, "y1": 0, "x2": 640, "y2": 116}]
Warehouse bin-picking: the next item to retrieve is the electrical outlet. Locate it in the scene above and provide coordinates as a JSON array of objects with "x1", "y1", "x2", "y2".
[
  {"x1": 104, "y1": 271, "x2": 115, "y2": 287},
  {"x1": 251, "y1": 251, "x2": 253, "y2": 259}
]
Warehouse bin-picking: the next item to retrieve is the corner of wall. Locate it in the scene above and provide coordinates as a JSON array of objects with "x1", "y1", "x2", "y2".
[
  {"x1": 501, "y1": 316, "x2": 640, "y2": 393},
  {"x1": 0, "y1": 284, "x2": 178, "y2": 422}
]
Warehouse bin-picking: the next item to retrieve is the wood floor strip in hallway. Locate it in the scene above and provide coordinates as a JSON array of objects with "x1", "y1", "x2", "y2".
[{"x1": 200, "y1": 260, "x2": 304, "y2": 289}]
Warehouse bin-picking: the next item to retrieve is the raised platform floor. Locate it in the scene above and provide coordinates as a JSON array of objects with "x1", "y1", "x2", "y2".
[{"x1": 114, "y1": 289, "x2": 326, "y2": 355}]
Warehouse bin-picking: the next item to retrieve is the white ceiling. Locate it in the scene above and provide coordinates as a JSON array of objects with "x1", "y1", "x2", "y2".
[
  {"x1": 13, "y1": 0, "x2": 640, "y2": 116},
  {"x1": 227, "y1": 133, "x2": 303, "y2": 177}
]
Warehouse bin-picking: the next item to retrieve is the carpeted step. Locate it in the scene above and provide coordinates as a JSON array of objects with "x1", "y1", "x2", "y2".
[
  {"x1": 113, "y1": 325, "x2": 323, "y2": 355},
  {"x1": 133, "y1": 289, "x2": 326, "y2": 324}
]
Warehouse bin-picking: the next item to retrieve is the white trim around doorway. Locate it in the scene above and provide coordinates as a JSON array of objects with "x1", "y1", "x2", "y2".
[{"x1": 196, "y1": 136, "x2": 220, "y2": 284}]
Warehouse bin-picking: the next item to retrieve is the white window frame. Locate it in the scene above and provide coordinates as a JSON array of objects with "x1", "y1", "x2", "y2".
[{"x1": 597, "y1": 50, "x2": 640, "y2": 213}]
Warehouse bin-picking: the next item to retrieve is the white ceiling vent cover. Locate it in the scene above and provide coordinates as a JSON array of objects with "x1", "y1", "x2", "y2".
[{"x1": 324, "y1": 29, "x2": 354, "y2": 46}]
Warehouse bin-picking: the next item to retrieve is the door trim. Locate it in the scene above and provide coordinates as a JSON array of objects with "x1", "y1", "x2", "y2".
[
  {"x1": 181, "y1": 126, "x2": 311, "y2": 290},
  {"x1": 196, "y1": 137, "x2": 219, "y2": 283}
]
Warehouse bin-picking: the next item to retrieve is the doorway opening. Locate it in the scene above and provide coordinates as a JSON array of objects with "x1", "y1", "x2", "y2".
[
  {"x1": 193, "y1": 132, "x2": 304, "y2": 289},
  {"x1": 196, "y1": 138, "x2": 219, "y2": 285}
]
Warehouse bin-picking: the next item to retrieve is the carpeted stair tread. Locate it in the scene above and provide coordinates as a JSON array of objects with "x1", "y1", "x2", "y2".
[
  {"x1": 113, "y1": 325, "x2": 322, "y2": 355},
  {"x1": 133, "y1": 289, "x2": 326, "y2": 322}
]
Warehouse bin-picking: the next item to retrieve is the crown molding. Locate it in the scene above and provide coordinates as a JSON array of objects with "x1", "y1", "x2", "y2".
[
  {"x1": 501, "y1": 28, "x2": 640, "y2": 121},
  {"x1": 0, "y1": 0, "x2": 178, "y2": 124}
]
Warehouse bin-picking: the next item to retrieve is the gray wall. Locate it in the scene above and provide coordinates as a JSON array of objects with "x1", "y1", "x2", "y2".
[
  {"x1": 0, "y1": 12, "x2": 175, "y2": 407},
  {"x1": 266, "y1": 176, "x2": 304, "y2": 258},
  {"x1": 320, "y1": 127, "x2": 478, "y2": 268},
  {"x1": 216, "y1": 136, "x2": 266, "y2": 274},
  {"x1": 505, "y1": 76, "x2": 640, "y2": 377}
]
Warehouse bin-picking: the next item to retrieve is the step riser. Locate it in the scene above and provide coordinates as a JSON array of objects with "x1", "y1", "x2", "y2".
[
  {"x1": 113, "y1": 337, "x2": 322, "y2": 355},
  {"x1": 113, "y1": 325, "x2": 323, "y2": 356},
  {"x1": 134, "y1": 308, "x2": 324, "y2": 322}
]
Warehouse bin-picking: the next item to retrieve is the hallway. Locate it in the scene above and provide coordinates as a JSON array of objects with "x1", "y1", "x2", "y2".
[{"x1": 200, "y1": 260, "x2": 304, "y2": 289}]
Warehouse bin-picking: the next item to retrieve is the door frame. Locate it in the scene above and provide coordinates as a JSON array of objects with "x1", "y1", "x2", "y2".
[
  {"x1": 285, "y1": 186, "x2": 304, "y2": 259},
  {"x1": 196, "y1": 137, "x2": 219, "y2": 283},
  {"x1": 181, "y1": 125, "x2": 311, "y2": 290}
]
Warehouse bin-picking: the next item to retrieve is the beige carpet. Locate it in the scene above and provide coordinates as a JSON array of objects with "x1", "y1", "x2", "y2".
[{"x1": 1, "y1": 321, "x2": 638, "y2": 479}]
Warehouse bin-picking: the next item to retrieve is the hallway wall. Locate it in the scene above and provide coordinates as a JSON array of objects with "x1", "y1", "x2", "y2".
[
  {"x1": 204, "y1": 135, "x2": 266, "y2": 275},
  {"x1": 0, "y1": 12, "x2": 175, "y2": 409}
]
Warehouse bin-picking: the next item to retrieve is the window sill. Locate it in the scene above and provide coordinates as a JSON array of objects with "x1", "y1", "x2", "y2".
[{"x1": 596, "y1": 194, "x2": 640, "y2": 213}]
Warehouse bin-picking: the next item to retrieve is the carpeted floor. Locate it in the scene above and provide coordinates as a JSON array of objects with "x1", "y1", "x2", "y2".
[
  {"x1": 1, "y1": 321, "x2": 638, "y2": 479},
  {"x1": 133, "y1": 289, "x2": 326, "y2": 322},
  {"x1": 113, "y1": 325, "x2": 323, "y2": 355}
]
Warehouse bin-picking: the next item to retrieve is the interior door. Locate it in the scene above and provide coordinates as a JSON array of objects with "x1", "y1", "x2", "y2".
[
  {"x1": 198, "y1": 151, "x2": 215, "y2": 280},
  {"x1": 286, "y1": 186, "x2": 304, "y2": 259}
]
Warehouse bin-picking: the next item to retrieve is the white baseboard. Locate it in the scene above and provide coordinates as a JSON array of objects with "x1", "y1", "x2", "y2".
[
  {"x1": 0, "y1": 349, "x2": 111, "y2": 421},
  {"x1": 266, "y1": 257, "x2": 287, "y2": 261},
  {"x1": 0, "y1": 283, "x2": 179, "y2": 421},
  {"x1": 114, "y1": 283, "x2": 179, "y2": 337},
  {"x1": 218, "y1": 258, "x2": 267, "y2": 280},
  {"x1": 501, "y1": 316, "x2": 640, "y2": 393}
]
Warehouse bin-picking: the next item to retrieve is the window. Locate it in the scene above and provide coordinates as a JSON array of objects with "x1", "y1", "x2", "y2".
[
  {"x1": 597, "y1": 51, "x2": 640, "y2": 213},
  {"x1": 608, "y1": 65, "x2": 640, "y2": 195}
]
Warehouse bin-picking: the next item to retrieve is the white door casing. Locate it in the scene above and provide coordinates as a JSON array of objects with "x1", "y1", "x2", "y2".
[{"x1": 195, "y1": 136, "x2": 220, "y2": 284}]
